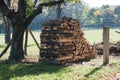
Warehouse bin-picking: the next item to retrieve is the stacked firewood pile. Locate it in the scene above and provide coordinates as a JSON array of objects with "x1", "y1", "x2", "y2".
[{"x1": 40, "y1": 17, "x2": 95, "y2": 63}]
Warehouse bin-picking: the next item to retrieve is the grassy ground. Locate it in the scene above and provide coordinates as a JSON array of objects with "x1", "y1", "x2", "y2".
[
  {"x1": 83, "y1": 28, "x2": 120, "y2": 44},
  {"x1": 0, "y1": 58, "x2": 120, "y2": 80},
  {"x1": 0, "y1": 29, "x2": 120, "y2": 80}
]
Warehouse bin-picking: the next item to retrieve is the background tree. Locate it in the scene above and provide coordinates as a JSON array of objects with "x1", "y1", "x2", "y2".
[
  {"x1": 29, "y1": 1, "x2": 118, "y2": 29},
  {"x1": 102, "y1": 5, "x2": 115, "y2": 26},
  {"x1": 114, "y1": 6, "x2": 120, "y2": 23}
]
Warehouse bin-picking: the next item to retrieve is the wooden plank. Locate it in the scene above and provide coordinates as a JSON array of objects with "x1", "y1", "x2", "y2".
[
  {"x1": 40, "y1": 52, "x2": 59, "y2": 58},
  {"x1": 40, "y1": 48, "x2": 59, "y2": 51},
  {"x1": 60, "y1": 32, "x2": 73, "y2": 35},
  {"x1": 41, "y1": 41, "x2": 59, "y2": 45},
  {"x1": 56, "y1": 56, "x2": 73, "y2": 61},
  {"x1": 103, "y1": 27, "x2": 109, "y2": 65},
  {"x1": 42, "y1": 30, "x2": 59, "y2": 34},
  {"x1": 59, "y1": 39, "x2": 73, "y2": 42},
  {"x1": 60, "y1": 45, "x2": 75, "y2": 49},
  {"x1": 42, "y1": 30, "x2": 73, "y2": 34},
  {"x1": 40, "y1": 36, "x2": 59, "y2": 39},
  {"x1": 40, "y1": 55, "x2": 86, "y2": 64},
  {"x1": 41, "y1": 41, "x2": 75, "y2": 44},
  {"x1": 60, "y1": 50, "x2": 74, "y2": 54}
]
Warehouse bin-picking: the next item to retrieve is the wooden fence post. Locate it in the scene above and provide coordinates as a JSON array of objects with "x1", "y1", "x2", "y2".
[{"x1": 103, "y1": 27, "x2": 109, "y2": 65}]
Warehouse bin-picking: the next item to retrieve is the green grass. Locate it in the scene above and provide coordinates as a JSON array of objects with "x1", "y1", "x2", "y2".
[
  {"x1": 0, "y1": 60, "x2": 120, "y2": 80},
  {"x1": 84, "y1": 28, "x2": 120, "y2": 44}
]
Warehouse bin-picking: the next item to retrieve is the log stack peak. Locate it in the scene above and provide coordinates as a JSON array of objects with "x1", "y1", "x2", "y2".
[{"x1": 40, "y1": 17, "x2": 95, "y2": 63}]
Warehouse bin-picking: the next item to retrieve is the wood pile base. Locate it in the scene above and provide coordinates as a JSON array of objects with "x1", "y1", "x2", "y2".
[{"x1": 39, "y1": 17, "x2": 95, "y2": 64}]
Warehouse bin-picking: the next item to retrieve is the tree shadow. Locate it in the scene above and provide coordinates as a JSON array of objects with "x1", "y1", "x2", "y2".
[
  {"x1": 84, "y1": 65, "x2": 104, "y2": 78},
  {"x1": 0, "y1": 60, "x2": 68, "y2": 80}
]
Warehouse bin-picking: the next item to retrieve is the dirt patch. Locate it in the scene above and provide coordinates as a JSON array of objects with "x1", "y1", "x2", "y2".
[{"x1": 107, "y1": 73, "x2": 120, "y2": 80}]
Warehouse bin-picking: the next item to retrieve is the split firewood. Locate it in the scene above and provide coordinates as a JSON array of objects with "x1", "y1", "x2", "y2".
[{"x1": 40, "y1": 17, "x2": 95, "y2": 62}]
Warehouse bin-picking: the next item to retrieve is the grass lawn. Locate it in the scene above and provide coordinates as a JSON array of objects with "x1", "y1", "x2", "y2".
[
  {"x1": 84, "y1": 28, "x2": 120, "y2": 44},
  {"x1": 0, "y1": 29, "x2": 120, "y2": 80},
  {"x1": 0, "y1": 58, "x2": 120, "y2": 80}
]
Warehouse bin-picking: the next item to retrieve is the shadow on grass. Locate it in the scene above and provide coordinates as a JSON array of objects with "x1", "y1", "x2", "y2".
[
  {"x1": 85, "y1": 65, "x2": 103, "y2": 78},
  {"x1": 0, "y1": 60, "x2": 68, "y2": 80}
]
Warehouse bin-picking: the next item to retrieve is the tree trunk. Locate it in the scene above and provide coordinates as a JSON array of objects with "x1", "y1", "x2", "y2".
[{"x1": 9, "y1": 24, "x2": 26, "y2": 62}]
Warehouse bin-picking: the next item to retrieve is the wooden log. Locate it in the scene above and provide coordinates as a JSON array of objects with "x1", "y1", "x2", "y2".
[
  {"x1": 58, "y1": 39, "x2": 73, "y2": 42},
  {"x1": 42, "y1": 30, "x2": 59, "y2": 34},
  {"x1": 41, "y1": 41, "x2": 58, "y2": 44},
  {"x1": 40, "y1": 36, "x2": 59, "y2": 39},
  {"x1": 40, "y1": 52, "x2": 59, "y2": 58},
  {"x1": 40, "y1": 48, "x2": 59, "y2": 51}
]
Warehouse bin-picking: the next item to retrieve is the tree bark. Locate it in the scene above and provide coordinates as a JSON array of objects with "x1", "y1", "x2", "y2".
[{"x1": 9, "y1": 24, "x2": 26, "y2": 62}]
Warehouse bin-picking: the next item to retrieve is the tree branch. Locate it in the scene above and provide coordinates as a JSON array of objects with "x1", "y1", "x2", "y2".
[
  {"x1": 26, "y1": 0, "x2": 64, "y2": 26},
  {"x1": 0, "y1": 0, "x2": 12, "y2": 19}
]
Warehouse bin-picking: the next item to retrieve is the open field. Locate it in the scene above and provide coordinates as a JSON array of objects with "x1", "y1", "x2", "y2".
[
  {"x1": 83, "y1": 28, "x2": 120, "y2": 44},
  {"x1": 0, "y1": 29, "x2": 120, "y2": 80}
]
